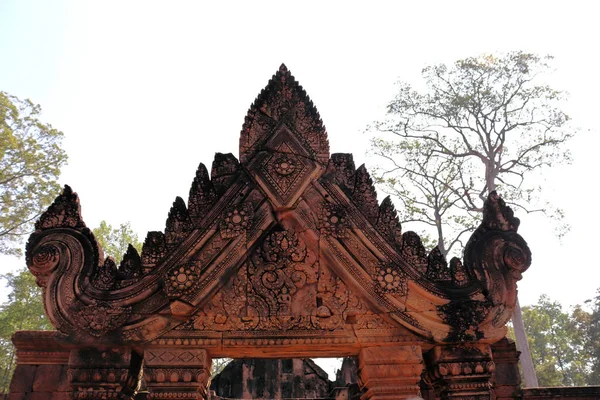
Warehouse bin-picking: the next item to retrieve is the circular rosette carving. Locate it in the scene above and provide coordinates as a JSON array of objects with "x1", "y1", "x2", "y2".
[
  {"x1": 29, "y1": 244, "x2": 60, "y2": 286},
  {"x1": 273, "y1": 156, "x2": 298, "y2": 176},
  {"x1": 373, "y1": 265, "x2": 407, "y2": 296},
  {"x1": 319, "y1": 203, "x2": 349, "y2": 238},
  {"x1": 165, "y1": 262, "x2": 200, "y2": 298},
  {"x1": 220, "y1": 202, "x2": 254, "y2": 239}
]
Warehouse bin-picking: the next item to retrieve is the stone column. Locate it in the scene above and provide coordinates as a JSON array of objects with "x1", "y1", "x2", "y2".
[
  {"x1": 491, "y1": 338, "x2": 521, "y2": 400},
  {"x1": 357, "y1": 345, "x2": 424, "y2": 400},
  {"x1": 68, "y1": 347, "x2": 143, "y2": 399},
  {"x1": 425, "y1": 344, "x2": 495, "y2": 400},
  {"x1": 143, "y1": 348, "x2": 212, "y2": 400}
]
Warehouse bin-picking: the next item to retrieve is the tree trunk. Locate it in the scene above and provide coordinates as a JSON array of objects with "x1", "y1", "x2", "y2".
[{"x1": 512, "y1": 298, "x2": 538, "y2": 387}]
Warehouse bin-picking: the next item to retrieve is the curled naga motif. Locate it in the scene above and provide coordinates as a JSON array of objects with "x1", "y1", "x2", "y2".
[
  {"x1": 26, "y1": 187, "x2": 165, "y2": 344},
  {"x1": 437, "y1": 191, "x2": 532, "y2": 342},
  {"x1": 29, "y1": 244, "x2": 60, "y2": 287}
]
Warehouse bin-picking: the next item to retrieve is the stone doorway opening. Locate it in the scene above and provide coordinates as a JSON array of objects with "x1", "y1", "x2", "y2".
[{"x1": 208, "y1": 357, "x2": 355, "y2": 400}]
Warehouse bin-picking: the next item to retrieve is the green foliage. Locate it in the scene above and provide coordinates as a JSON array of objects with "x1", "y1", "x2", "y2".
[
  {"x1": 211, "y1": 358, "x2": 232, "y2": 377},
  {"x1": 370, "y1": 51, "x2": 574, "y2": 256},
  {"x1": 522, "y1": 294, "x2": 600, "y2": 386},
  {"x1": 585, "y1": 290, "x2": 600, "y2": 384},
  {"x1": 0, "y1": 268, "x2": 52, "y2": 393},
  {"x1": 92, "y1": 220, "x2": 142, "y2": 264},
  {"x1": 0, "y1": 92, "x2": 68, "y2": 256}
]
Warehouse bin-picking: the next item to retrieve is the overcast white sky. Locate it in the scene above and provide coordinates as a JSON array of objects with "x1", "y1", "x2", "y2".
[{"x1": 1, "y1": 0, "x2": 599, "y2": 376}]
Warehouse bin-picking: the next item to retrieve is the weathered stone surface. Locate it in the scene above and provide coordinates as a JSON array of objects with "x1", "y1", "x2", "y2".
[
  {"x1": 8, "y1": 365, "x2": 36, "y2": 394},
  {"x1": 211, "y1": 358, "x2": 330, "y2": 399},
  {"x1": 12, "y1": 65, "x2": 541, "y2": 400},
  {"x1": 32, "y1": 364, "x2": 65, "y2": 392}
]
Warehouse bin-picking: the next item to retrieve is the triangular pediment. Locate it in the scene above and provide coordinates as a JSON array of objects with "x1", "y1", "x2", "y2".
[{"x1": 28, "y1": 65, "x2": 531, "y2": 351}]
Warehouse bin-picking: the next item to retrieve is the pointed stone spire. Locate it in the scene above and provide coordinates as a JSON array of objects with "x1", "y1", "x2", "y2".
[
  {"x1": 188, "y1": 163, "x2": 217, "y2": 223},
  {"x1": 118, "y1": 244, "x2": 142, "y2": 280},
  {"x1": 211, "y1": 153, "x2": 239, "y2": 196},
  {"x1": 165, "y1": 197, "x2": 193, "y2": 249},
  {"x1": 325, "y1": 153, "x2": 356, "y2": 195},
  {"x1": 376, "y1": 196, "x2": 403, "y2": 248},
  {"x1": 35, "y1": 185, "x2": 86, "y2": 231},
  {"x1": 141, "y1": 231, "x2": 167, "y2": 272},
  {"x1": 240, "y1": 64, "x2": 329, "y2": 165},
  {"x1": 352, "y1": 165, "x2": 379, "y2": 225},
  {"x1": 482, "y1": 191, "x2": 520, "y2": 232},
  {"x1": 400, "y1": 231, "x2": 428, "y2": 274},
  {"x1": 426, "y1": 246, "x2": 451, "y2": 281}
]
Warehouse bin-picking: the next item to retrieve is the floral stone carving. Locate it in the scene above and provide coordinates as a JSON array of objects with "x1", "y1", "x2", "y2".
[{"x1": 17, "y1": 65, "x2": 532, "y2": 400}]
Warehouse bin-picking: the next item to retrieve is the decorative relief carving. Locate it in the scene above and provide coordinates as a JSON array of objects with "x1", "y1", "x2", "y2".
[
  {"x1": 261, "y1": 141, "x2": 308, "y2": 193},
  {"x1": 319, "y1": 203, "x2": 349, "y2": 238},
  {"x1": 250, "y1": 125, "x2": 320, "y2": 208},
  {"x1": 351, "y1": 165, "x2": 379, "y2": 225},
  {"x1": 373, "y1": 264, "x2": 407, "y2": 296},
  {"x1": 219, "y1": 202, "x2": 253, "y2": 239},
  {"x1": 400, "y1": 231, "x2": 428, "y2": 274},
  {"x1": 35, "y1": 185, "x2": 86, "y2": 231},
  {"x1": 426, "y1": 246, "x2": 451, "y2": 281},
  {"x1": 141, "y1": 231, "x2": 168, "y2": 270},
  {"x1": 240, "y1": 64, "x2": 329, "y2": 166},
  {"x1": 145, "y1": 349, "x2": 207, "y2": 366},
  {"x1": 187, "y1": 227, "x2": 392, "y2": 333},
  {"x1": 165, "y1": 197, "x2": 193, "y2": 249},
  {"x1": 92, "y1": 257, "x2": 117, "y2": 290},
  {"x1": 376, "y1": 196, "x2": 403, "y2": 248},
  {"x1": 165, "y1": 262, "x2": 201, "y2": 298},
  {"x1": 450, "y1": 257, "x2": 469, "y2": 287},
  {"x1": 438, "y1": 300, "x2": 492, "y2": 342},
  {"x1": 211, "y1": 153, "x2": 240, "y2": 196},
  {"x1": 188, "y1": 163, "x2": 217, "y2": 224},
  {"x1": 118, "y1": 244, "x2": 142, "y2": 281},
  {"x1": 143, "y1": 348, "x2": 211, "y2": 400},
  {"x1": 426, "y1": 344, "x2": 494, "y2": 400},
  {"x1": 28, "y1": 244, "x2": 60, "y2": 287},
  {"x1": 72, "y1": 302, "x2": 131, "y2": 337},
  {"x1": 324, "y1": 153, "x2": 356, "y2": 195}
]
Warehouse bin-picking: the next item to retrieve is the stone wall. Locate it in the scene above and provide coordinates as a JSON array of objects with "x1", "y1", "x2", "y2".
[{"x1": 6, "y1": 331, "x2": 71, "y2": 400}]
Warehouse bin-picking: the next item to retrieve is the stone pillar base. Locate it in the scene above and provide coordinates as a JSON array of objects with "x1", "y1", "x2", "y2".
[{"x1": 358, "y1": 345, "x2": 424, "y2": 400}]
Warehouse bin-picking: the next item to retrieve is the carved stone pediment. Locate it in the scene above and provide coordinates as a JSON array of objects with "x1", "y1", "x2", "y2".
[{"x1": 26, "y1": 65, "x2": 531, "y2": 354}]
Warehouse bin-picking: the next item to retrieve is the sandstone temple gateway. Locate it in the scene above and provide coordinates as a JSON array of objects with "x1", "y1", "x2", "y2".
[{"x1": 11, "y1": 65, "x2": 540, "y2": 399}]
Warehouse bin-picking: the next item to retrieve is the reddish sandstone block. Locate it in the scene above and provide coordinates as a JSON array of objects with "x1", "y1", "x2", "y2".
[
  {"x1": 50, "y1": 392, "x2": 72, "y2": 400},
  {"x1": 7, "y1": 393, "x2": 26, "y2": 400},
  {"x1": 32, "y1": 364, "x2": 63, "y2": 392},
  {"x1": 9, "y1": 365, "x2": 37, "y2": 393}
]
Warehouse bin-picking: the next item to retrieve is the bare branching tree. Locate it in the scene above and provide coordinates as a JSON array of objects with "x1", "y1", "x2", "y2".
[{"x1": 370, "y1": 51, "x2": 575, "y2": 387}]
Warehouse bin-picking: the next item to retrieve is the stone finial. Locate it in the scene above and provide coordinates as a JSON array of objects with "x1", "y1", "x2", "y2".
[{"x1": 240, "y1": 64, "x2": 329, "y2": 165}]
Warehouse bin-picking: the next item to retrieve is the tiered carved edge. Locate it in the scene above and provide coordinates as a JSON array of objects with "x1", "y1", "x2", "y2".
[{"x1": 20, "y1": 65, "x2": 531, "y2": 399}]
